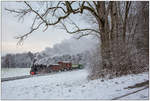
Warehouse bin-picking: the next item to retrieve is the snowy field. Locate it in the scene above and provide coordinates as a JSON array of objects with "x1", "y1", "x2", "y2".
[
  {"x1": 1, "y1": 68, "x2": 31, "y2": 78},
  {"x1": 1, "y1": 69, "x2": 149, "y2": 100}
]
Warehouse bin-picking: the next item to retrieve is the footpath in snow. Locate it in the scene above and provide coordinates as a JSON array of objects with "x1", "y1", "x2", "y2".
[{"x1": 1, "y1": 69, "x2": 149, "y2": 100}]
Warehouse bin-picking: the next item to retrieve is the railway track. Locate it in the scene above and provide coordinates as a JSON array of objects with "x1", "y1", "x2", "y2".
[
  {"x1": 112, "y1": 86, "x2": 149, "y2": 100},
  {"x1": 1, "y1": 71, "x2": 63, "y2": 82},
  {"x1": 1, "y1": 73, "x2": 49, "y2": 82},
  {"x1": 1, "y1": 75, "x2": 33, "y2": 82},
  {"x1": 1, "y1": 69, "x2": 80, "y2": 82}
]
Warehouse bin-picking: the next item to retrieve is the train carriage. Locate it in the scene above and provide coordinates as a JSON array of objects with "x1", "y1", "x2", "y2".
[{"x1": 30, "y1": 61, "x2": 83, "y2": 75}]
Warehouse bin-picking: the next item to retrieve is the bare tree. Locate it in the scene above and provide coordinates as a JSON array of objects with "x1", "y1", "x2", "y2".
[{"x1": 5, "y1": 1, "x2": 149, "y2": 78}]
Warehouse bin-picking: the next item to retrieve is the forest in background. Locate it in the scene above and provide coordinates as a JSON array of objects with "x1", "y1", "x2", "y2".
[{"x1": 1, "y1": 37, "x2": 97, "y2": 68}]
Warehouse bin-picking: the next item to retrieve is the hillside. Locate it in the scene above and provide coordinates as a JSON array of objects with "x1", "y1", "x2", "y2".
[{"x1": 2, "y1": 69, "x2": 149, "y2": 100}]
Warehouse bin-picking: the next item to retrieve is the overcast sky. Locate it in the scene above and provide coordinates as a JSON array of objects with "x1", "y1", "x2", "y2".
[{"x1": 1, "y1": 1, "x2": 74, "y2": 56}]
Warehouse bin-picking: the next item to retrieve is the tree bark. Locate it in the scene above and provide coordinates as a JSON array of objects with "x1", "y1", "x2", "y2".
[{"x1": 97, "y1": 1, "x2": 112, "y2": 69}]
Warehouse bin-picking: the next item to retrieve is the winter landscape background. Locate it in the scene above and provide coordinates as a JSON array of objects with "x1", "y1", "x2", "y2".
[
  {"x1": 1, "y1": 1, "x2": 149, "y2": 100},
  {"x1": 1, "y1": 37, "x2": 97, "y2": 68},
  {"x1": 2, "y1": 37, "x2": 97, "y2": 78}
]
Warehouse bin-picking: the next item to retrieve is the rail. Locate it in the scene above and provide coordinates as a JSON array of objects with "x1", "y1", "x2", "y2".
[
  {"x1": 1, "y1": 69, "x2": 81, "y2": 82},
  {"x1": 112, "y1": 86, "x2": 149, "y2": 100}
]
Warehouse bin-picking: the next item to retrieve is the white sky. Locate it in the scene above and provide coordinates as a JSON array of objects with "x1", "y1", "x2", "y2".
[{"x1": 1, "y1": 1, "x2": 73, "y2": 56}]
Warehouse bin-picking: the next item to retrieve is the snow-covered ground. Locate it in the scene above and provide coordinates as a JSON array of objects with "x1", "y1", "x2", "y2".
[
  {"x1": 1, "y1": 68, "x2": 31, "y2": 78},
  {"x1": 1, "y1": 69, "x2": 149, "y2": 100}
]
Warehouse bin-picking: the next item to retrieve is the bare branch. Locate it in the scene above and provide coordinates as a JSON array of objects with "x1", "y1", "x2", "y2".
[
  {"x1": 74, "y1": 30, "x2": 100, "y2": 40},
  {"x1": 93, "y1": 1, "x2": 97, "y2": 7},
  {"x1": 43, "y1": 24, "x2": 48, "y2": 32},
  {"x1": 16, "y1": 22, "x2": 44, "y2": 45},
  {"x1": 24, "y1": 1, "x2": 47, "y2": 24},
  {"x1": 82, "y1": 5, "x2": 99, "y2": 19},
  {"x1": 6, "y1": 1, "x2": 102, "y2": 44},
  {"x1": 86, "y1": 1, "x2": 95, "y2": 11},
  {"x1": 60, "y1": 21, "x2": 100, "y2": 34},
  {"x1": 31, "y1": 15, "x2": 38, "y2": 29},
  {"x1": 5, "y1": 8, "x2": 32, "y2": 21},
  {"x1": 48, "y1": 13, "x2": 70, "y2": 25},
  {"x1": 75, "y1": 33, "x2": 90, "y2": 39},
  {"x1": 24, "y1": 1, "x2": 75, "y2": 26},
  {"x1": 5, "y1": 8, "x2": 24, "y2": 14}
]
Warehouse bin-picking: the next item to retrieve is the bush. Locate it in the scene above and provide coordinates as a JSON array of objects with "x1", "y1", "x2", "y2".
[{"x1": 88, "y1": 40, "x2": 148, "y2": 80}]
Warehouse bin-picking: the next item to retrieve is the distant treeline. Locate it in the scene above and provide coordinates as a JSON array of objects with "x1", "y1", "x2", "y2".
[
  {"x1": 1, "y1": 52, "x2": 34, "y2": 68},
  {"x1": 1, "y1": 51, "x2": 90, "y2": 68}
]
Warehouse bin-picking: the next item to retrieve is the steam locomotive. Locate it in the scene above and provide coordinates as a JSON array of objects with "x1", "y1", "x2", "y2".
[{"x1": 30, "y1": 61, "x2": 83, "y2": 75}]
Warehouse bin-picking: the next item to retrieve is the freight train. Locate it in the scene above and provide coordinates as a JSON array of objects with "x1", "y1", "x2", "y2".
[{"x1": 30, "y1": 61, "x2": 83, "y2": 75}]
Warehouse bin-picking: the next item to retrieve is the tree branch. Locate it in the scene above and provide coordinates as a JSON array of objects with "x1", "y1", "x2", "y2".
[
  {"x1": 60, "y1": 21, "x2": 100, "y2": 34},
  {"x1": 6, "y1": 1, "x2": 102, "y2": 43},
  {"x1": 16, "y1": 22, "x2": 44, "y2": 45},
  {"x1": 24, "y1": 1, "x2": 47, "y2": 24}
]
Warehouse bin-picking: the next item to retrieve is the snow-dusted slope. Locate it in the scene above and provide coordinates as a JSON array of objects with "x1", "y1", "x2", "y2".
[
  {"x1": 2, "y1": 68, "x2": 31, "y2": 78},
  {"x1": 2, "y1": 69, "x2": 149, "y2": 100}
]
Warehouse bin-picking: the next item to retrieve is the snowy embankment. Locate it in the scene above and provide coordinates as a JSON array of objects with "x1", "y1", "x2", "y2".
[
  {"x1": 2, "y1": 68, "x2": 31, "y2": 78},
  {"x1": 2, "y1": 69, "x2": 149, "y2": 100}
]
